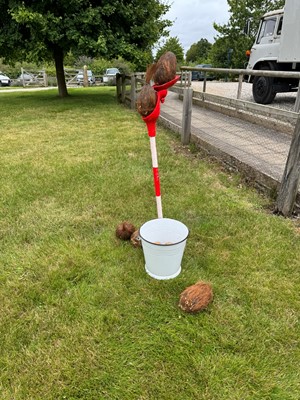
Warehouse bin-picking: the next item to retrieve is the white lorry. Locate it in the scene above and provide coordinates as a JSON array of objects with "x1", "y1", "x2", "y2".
[{"x1": 246, "y1": 0, "x2": 300, "y2": 104}]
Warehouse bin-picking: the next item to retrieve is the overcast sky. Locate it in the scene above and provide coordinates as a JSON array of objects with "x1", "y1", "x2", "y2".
[{"x1": 163, "y1": 0, "x2": 230, "y2": 54}]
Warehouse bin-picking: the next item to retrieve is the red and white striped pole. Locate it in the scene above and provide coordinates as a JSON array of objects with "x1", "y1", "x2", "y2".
[
  {"x1": 142, "y1": 76, "x2": 180, "y2": 219},
  {"x1": 149, "y1": 135, "x2": 163, "y2": 218},
  {"x1": 142, "y1": 90, "x2": 166, "y2": 218}
]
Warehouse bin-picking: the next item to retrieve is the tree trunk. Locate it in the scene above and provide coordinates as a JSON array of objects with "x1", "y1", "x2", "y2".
[{"x1": 53, "y1": 46, "x2": 68, "y2": 98}]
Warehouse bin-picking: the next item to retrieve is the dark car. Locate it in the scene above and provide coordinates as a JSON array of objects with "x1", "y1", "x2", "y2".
[{"x1": 191, "y1": 64, "x2": 215, "y2": 81}]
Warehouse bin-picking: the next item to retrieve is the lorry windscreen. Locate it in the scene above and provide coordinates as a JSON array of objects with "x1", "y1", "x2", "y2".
[{"x1": 257, "y1": 18, "x2": 276, "y2": 43}]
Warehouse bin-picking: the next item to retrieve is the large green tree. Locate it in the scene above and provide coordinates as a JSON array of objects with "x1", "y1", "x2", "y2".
[
  {"x1": 0, "y1": 0, "x2": 171, "y2": 97},
  {"x1": 212, "y1": 0, "x2": 285, "y2": 68},
  {"x1": 186, "y1": 39, "x2": 212, "y2": 64},
  {"x1": 155, "y1": 36, "x2": 184, "y2": 64}
]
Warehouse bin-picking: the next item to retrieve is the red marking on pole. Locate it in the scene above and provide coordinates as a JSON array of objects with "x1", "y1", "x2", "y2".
[{"x1": 152, "y1": 167, "x2": 161, "y2": 196}]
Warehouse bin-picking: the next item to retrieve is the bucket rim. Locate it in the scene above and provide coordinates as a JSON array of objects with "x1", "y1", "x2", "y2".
[{"x1": 139, "y1": 218, "x2": 189, "y2": 247}]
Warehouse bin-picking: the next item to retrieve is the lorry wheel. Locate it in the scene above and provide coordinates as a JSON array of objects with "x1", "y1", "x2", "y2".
[{"x1": 252, "y1": 67, "x2": 276, "y2": 104}]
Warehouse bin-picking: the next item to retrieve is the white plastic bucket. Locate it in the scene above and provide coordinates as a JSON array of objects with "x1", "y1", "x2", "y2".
[{"x1": 139, "y1": 218, "x2": 189, "y2": 280}]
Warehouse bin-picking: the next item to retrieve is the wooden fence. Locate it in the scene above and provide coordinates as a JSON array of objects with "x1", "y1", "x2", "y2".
[
  {"x1": 116, "y1": 68, "x2": 300, "y2": 216},
  {"x1": 16, "y1": 67, "x2": 48, "y2": 87},
  {"x1": 12, "y1": 65, "x2": 104, "y2": 87},
  {"x1": 181, "y1": 66, "x2": 300, "y2": 112},
  {"x1": 181, "y1": 67, "x2": 300, "y2": 135},
  {"x1": 116, "y1": 67, "x2": 300, "y2": 134},
  {"x1": 116, "y1": 72, "x2": 146, "y2": 108}
]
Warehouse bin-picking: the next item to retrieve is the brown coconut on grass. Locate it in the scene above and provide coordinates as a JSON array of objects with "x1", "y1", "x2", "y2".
[
  {"x1": 115, "y1": 221, "x2": 136, "y2": 241},
  {"x1": 145, "y1": 51, "x2": 177, "y2": 85},
  {"x1": 136, "y1": 84, "x2": 157, "y2": 117},
  {"x1": 130, "y1": 230, "x2": 142, "y2": 248},
  {"x1": 179, "y1": 281, "x2": 213, "y2": 313}
]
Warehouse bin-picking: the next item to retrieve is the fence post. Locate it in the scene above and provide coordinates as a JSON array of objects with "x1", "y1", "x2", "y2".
[
  {"x1": 21, "y1": 67, "x2": 25, "y2": 87},
  {"x1": 116, "y1": 73, "x2": 122, "y2": 102},
  {"x1": 237, "y1": 73, "x2": 243, "y2": 99},
  {"x1": 275, "y1": 114, "x2": 300, "y2": 216},
  {"x1": 181, "y1": 87, "x2": 193, "y2": 145},
  {"x1": 121, "y1": 74, "x2": 126, "y2": 104},
  {"x1": 203, "y1": 74, "x2": 207, "y2": 93},
  {"x1": 130, "y1": 74, "x2": 136, "y2": 110},
  {"x1": 83, "y1": 65, "x2": 88, "y2": 87},
  {"x1": 43, "y1": 70, "x2": 48, "y2": 87},
  {"x1": 294, "y1": 80, "x2": 300, "y2": 112}
]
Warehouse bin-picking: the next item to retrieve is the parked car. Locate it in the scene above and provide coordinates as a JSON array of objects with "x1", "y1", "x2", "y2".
[
  {"x1": 76, "y1": 70, "x2": 95, "y2": 85},
  {"x1": 191, "y1": 64, "x2": 215, "y2": 81},
  {"x1": 0, "y1": 72, "x2": 11, "y2": 86},
  {"x1": 103, "y1": 68, "x2": 120, "y2": 85},
  {"x1": 17, "y1": 73, "x2": 35, "y2": 84}
]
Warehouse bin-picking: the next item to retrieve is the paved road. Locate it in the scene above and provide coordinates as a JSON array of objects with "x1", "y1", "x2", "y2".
[{"x1": 191, "y1": 81, "x2": 297, "y2": 112}]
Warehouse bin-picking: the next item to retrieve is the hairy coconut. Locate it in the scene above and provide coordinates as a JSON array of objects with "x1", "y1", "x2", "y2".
[
  {"x1": 146, "y1": 51, "x2": 177, "y2": 85},
  {"x1": 115, "y1": 221, "x2": 136, "y2": 241},
  {"x1": 179, "y1": 281, "x2": 213, "y2": 313},
  {"x1": 136, "y1": 84, "x2": 157, "y2": 117},
  {"x1": 130, "y1": 230, "x2": 142, "y2": 248}
]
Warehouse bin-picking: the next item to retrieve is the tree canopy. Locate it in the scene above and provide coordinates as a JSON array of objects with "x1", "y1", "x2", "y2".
[
  {"x1": 0, "y1": 0, "x2": 171, "y2": 96},
  {"x1": 155, "y1": 37, "x2": 184, "y2": 64},
  {"x1": 185, "y1": 39, "x2": 212, "y2": 64},
  {"x1": 212, "y1": 0, "x2": 285, "y2": 68}
]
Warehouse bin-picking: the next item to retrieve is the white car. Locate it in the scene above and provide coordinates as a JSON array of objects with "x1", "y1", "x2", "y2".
[
  {"x1": 103, "y1": 68, "x2": 120, "y2": 84},
  {"x1": 0, "y1": 72, "x2": 11, "y2": 86}
]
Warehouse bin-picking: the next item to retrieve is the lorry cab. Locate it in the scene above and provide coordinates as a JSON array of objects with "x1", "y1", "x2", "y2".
[
  {"x1": 247, "y1": 9, "x2": 283, "y2": 72},
  {"x1": 246, "y1": 0, "x2": 300, "y2": 104}
]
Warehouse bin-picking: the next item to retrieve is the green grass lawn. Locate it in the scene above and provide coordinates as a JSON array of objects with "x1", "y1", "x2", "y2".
[{"x1": 0, "y1": 87, "x2": 299, "y2": 400}]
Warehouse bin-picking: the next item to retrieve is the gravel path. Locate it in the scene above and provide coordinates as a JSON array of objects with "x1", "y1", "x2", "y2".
[{"x1": 191, "y1": 81, "x2": 297, "y2": 112}]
